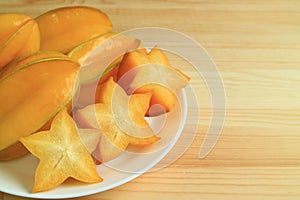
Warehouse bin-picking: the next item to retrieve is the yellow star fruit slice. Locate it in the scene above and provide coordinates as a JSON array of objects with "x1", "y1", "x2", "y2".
[
  {"x1": 127, "y1": 93, "x2": 160, "y2": 146},
  {"x1": 19, "y1": 108, "x2": 102, "y2": 193},
  {"x1": 75, "y1": 102, "x2": 130, "y2": 162},
  {"x1": 94, "y1": 77, "x2": 159, "y2": 143},
  {"x1": 92, "y1": 103, "x2": 130, "y2": 162},
  {"x1": 75, "y1": 77, "x2": 159, "y2": 162},
  {"x1": 78, "y1": 128, "x2": 101, "y2": 153}
]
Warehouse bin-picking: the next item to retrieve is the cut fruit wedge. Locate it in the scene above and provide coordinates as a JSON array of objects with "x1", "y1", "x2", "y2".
[{"x1": 68, "y1": 32, "x2": 140, "y2": 84}]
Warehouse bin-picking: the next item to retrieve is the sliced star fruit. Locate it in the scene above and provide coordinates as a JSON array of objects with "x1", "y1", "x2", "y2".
[
  {"x1": 19, "y1": 108, "x2": 102, "y2": 193},
  {"x1": 75, "y1": 77, "x2": 159, "y2": 162},
  {"x1": 117, "y1": 47, "x2": 190, "y2": 116}
]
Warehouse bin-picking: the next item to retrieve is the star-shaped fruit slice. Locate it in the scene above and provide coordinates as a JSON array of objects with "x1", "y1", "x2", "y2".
[
  {"x1": 75, "y1": 77, "x2": 159, "y2": 162},
  {"x1": 19, "y1": 108, "x2": 102, "y2": 193},
  {"x1": 117, "y1": 47, "x2": 190, "y2": 116}
]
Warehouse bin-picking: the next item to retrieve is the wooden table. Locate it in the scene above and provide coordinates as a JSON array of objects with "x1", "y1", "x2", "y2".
[{"x1": 1, "y1": 0, "x2": 300, "y2": 199}]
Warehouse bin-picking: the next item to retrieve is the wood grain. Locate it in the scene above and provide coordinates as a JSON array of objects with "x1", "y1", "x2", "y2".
[{"x1": 1, "y1": 0, "x2": 300, "y2": 199}]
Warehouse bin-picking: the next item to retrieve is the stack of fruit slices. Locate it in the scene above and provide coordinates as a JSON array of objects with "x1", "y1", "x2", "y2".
[{"x1": 0, "y1": 6, "x2": 190, "y2": 192}]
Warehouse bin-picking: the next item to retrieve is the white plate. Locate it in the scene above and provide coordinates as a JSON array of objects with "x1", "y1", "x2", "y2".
[{"x1": 0, "y1": 89, "x2": 187, "y2": 199}]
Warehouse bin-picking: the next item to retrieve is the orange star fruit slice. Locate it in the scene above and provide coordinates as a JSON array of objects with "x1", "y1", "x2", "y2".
[
  {"x1": 75, "y1": 77, "x2": 159, "y2": 162},
  {"x1": 19, "y1": 108, "x2": 102, "y2": 193},
  {"x1": 117, "y1": 47, "x2": 190, "y2": 116}
]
